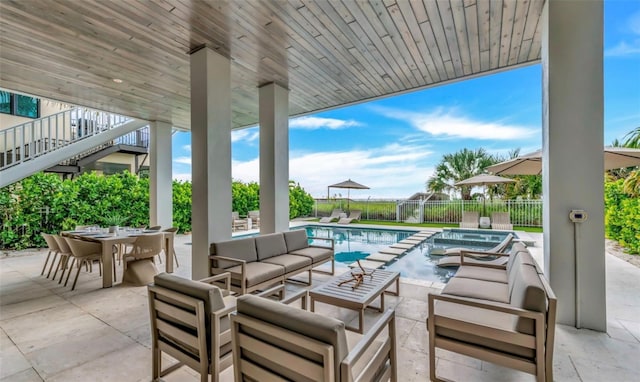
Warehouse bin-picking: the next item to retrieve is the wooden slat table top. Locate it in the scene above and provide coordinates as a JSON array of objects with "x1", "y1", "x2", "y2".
[{"x1": 309, "y1": 269, "x2": 399, "y2": 308}]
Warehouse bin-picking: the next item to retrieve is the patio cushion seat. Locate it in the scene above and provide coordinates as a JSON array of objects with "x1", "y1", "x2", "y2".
[
  {"x1": 262, "y1": 254, "x2": 312, "y2": 273},
  {"x1": 454, "y1": 266, "x2": 509, "y2": 283},
  {"x1": 227, "y1": 262, "x2": 284, "y2": 287},
  {"x1": 442, "y1": 277, "x2": 510, "y2": 303},
  {"x1": 289, "y1": 246, "x2": 333, "y2": 264},
  {"x1": 433, "y1": 300, "x2": 533, "y2": 359}
]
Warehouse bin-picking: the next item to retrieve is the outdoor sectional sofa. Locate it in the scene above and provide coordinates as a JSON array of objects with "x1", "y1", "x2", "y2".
[
  {"x1": 209, "y1": 230, "x2": 334, "y2": 295},
  {"x1": 427, "y1": 242, "x2": 557, "y2": 382}
]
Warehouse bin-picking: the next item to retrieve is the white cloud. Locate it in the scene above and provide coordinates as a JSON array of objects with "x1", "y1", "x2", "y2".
[
  {"x1": 231, "y1": 143, "x2": 435, "y2": 199},
  {"x1": 182, "y1": 144, "x2": 191, "y2": 152},
  {"x1": 289, "y1": 116, "x2": 362, "y2": 130},
  {"x1": 605, "y1": 40, "x2": 640, "y2": 57},
  {"x1": 232, "y1": 127, "x2": 259, "y2": 142},
  {"x1": 174, "y1": 156, "x2": 191, "y2": 165},
  {"x1": 376, "y1": 106, "x2": 537, "y2": 140}
]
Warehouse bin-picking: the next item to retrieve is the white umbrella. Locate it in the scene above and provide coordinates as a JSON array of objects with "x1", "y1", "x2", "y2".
[
  {"x1": 487, "y1": 147, "x2": 640, "y2": 175},
  {"x1": 454, "y1": 174, "x2": 516, "y2": 215}
]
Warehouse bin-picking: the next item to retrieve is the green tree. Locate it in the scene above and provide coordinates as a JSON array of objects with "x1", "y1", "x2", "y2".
[
  {"x1": 623, "y1": 126, "x2": 640, "y2": 148},
  {"x1": 426, "y1": 148, "x2": 495, "y2": 199},
  {"x1": 289, "y1": 181, "x2": 314, "y2": 219}
]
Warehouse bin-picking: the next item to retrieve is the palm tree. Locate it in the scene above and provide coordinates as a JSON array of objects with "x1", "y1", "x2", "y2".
[
  {"x1": 623, "y1": 127, "x2": 640, "y2": 148},
  {"x1": 426, "y1": 148, "x2": 494, "y2": 200}
]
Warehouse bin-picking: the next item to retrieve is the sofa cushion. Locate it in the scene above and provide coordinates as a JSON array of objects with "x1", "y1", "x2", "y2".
[
  {"x1": 442, "y1": 277, "x2": 510, "y2": 304},
  {"x1": 262, "y1": 254, "x2": 312, "y2": 273},
  {"x1": 433, "y1": 300, "x2": 534, "y2": 359},
  {"x1": 510, "y1": 264, "x2": 547, "y2": 334},
  {"x1": 284, "y1": 229, "x2": 310, "y2": 252},
  {"x1": 227, "y1": 262, "x2": 284, "y2": 287},
  {"x1": 255, "y1": 233, "x2": 288, "y2": 261},
  {"x1": 454, "y1": 266, "x2": 508, "y2": 283},
  {"x1": 508, "y1": 251, "x2": 538, "y2": 297},
  {"x1": 506, "y1": 243, "x2": 529, "y2": 273},
  {"x1": 289, "y1": 247, "x2": 333, "y2": 264},
  {"x1": 213, "y1": 238, "x2": 258, "y2": 268},
  {"x1": 236, "y1": 294, "x2": 348, "y2": 380}
]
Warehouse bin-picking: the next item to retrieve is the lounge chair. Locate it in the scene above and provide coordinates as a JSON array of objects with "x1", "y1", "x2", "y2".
[
  {"x1": 337, "y1": 209, "x2": 361, "y2": 224},
  {"x1": 459, "y1": 211, "x2": 479, "y2": 228},
  {"x1": 492, "y1": 211, "x2": 514, "y2": 230},
  {"x1": 436, "y1": 236, "x2": 516, "y2": 268},
  {"x1": 319, "y1": 208, "x2": 343, "y2": 223},
  {"x1": 248, "y1": 210, "x2": 260, "y2": 228},
  {"x1": 442, "y1": 233, "x2": 514, "y2": 257},
  {"x1": 231, "y1": 211, "x2": 248, "y2": 231}
]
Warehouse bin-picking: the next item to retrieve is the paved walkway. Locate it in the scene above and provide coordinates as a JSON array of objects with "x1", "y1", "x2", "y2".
[{"x1": 1, "y1": 234, "x2": 639, "y2": 381}]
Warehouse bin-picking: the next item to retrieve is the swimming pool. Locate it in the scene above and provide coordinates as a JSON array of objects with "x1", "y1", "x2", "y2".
[{"x1": 299, "y1": 226, "x2": 517, "y2": 283}]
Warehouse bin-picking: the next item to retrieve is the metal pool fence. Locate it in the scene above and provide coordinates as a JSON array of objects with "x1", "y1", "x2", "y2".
[{"x1": 314, "y1": 199, "x2": 543, "y2": 227}]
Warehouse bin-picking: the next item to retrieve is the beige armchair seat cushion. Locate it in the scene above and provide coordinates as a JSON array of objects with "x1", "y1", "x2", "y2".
[
  {"x1": 262, "y1": 254, "x2": 312, "y2": 272},
  {"x1": 236, "y1": 294, "x2": 348, "y2": 380},
  {"x1": 227, "y1": 262, "x2": 284, "y2": 287},
  {"x1": 510, "y1": 264, "x2": 547, "y2": 334},
  {"x1": 443, "y1": 277, "x2": 510, "y2": 303},
  {"x1": 433, "y1": 300, "x2": 534, "y2": 359},
  {"x1": 213, "y1": 238, "x2": 258, "y2": 266},
  {"x1": 289, "y1": 246, "x2": 333, "y2": 264},
  {"x1": 255, "y1": 233, "x2": 288, "y2": 261},
  {"x1": 283, "y1": 229, "x2": 309, "y2": 252}
]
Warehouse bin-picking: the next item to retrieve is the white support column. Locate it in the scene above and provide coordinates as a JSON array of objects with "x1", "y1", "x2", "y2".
[
  {"x1": 542, "y1": 0, "x2": 606, "y2": 331},
  {"x1": 149, "y1": 121, "x2": 173, "y2": 229},
  {"x1": 259, "y1": 83, "x2": 290, "y2": 234},
  {"x1": 190, "y1": 46, "x2": 233, "y2": 280}
]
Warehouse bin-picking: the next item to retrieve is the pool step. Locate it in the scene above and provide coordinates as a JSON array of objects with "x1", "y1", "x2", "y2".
[
  {"x1": 390, "y1": 243, "x2": 414, "y2": 249},
  {"x1": 366, "y1": 253, "x2": 398, "y2": 262},
  {"x1": 348, "y1": 259, "x2": 386, "y2": 269},
  {"x1": 412, "y1": 233, "x2": 433, "y2": 238},
  {"x1": 379, "y1": 247, "x2": 406, "y2": 255},
  {"x1": 400, "y1": 238, "x2": 423, "y2": 245}
]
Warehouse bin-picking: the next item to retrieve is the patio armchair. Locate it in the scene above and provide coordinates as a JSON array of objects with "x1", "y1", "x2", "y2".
[
  {"x1": 231, "y1": 211, "x2": 248, "y2": 231},
  {"x1": 459, "y1": 211, "x2": 479, "y2": 228},
  {"x1": 491, "y1": 212, "x2": 514, "y2": 230},
  {"x1": 64, "y1": 237, "x2": 117, "y2": 290},
  {"x1": 148, "y1": 273, "x2": 306, "y2": 382},
  {"x1": 248, "y1": 210, "x2": 260, "y2": 228},
  {"x1": 52, "y1": 235, "x2": 74, "y2": 283},
  {"x1": 319, "y1": 208, "x2": 343, "y2": 223},
  {"x1": 337, "y1": 209, "x2": 362, "y2": 224},
  {"x1": 230, "y1": 293, "x2": 398, "y2": 382}
]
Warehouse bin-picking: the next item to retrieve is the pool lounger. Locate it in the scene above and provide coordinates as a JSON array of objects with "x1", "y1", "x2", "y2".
[
  {"x1": 349, "y1": 259, "x2": 386, "y2": 269},
  {"x1": 436, "y1": 255, "x2": 509, "y2": 268},
  {"x1": 379, "y1": 247, "x2": 406, "y2": 255},
  {"x1": 366, "y1": 253, "x2": 398, "y2": 262},
  {"x1": 390, "y1": 243, "x2": 415, "y2": 249}
]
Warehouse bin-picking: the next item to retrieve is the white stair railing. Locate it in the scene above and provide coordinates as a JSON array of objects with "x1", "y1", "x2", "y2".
[{"x1": 0, "y1": 107, "x2": 131, "y2": 170}]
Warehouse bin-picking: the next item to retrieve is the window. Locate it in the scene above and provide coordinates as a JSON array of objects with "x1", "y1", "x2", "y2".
[{"x1": 0, "y1": 91, "x2": 40, "y2": 118}]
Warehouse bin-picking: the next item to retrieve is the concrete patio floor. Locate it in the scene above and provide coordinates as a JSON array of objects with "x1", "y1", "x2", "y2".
[{"x1": 1, "y1": 233, "x2": 639, "y2": 381}]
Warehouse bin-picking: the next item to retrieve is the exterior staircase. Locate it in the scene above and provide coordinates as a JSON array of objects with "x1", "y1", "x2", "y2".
[{"x1": 0, "y1": 107, "x2": 148, "y2": 187}]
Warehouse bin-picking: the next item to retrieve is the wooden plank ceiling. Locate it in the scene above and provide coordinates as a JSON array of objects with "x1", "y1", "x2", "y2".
[{"x1": 0, "y1": 0, "x2": 544, "y2": 130}]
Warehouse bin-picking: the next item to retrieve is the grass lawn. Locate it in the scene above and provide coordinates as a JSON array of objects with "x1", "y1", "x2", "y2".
[{"x1": 308, "y1": 219, "x2": 544, "y2": 233}]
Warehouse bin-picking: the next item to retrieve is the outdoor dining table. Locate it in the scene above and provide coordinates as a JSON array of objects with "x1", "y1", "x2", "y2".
[{"x1": 61, "y1": 230, "x2": 175, "y2": 288}]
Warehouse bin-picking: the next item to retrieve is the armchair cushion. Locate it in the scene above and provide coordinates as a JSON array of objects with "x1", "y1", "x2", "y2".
[
  {"x1": 154, "y1": 273, "x2": 226, "y2": 314},
  {"x1": 213, "y1": 238, "x2": 258, "y2": 265},
  {"x1": 442, "y1": 277, "x2": 509, "y2": 303},
  {"x1": 454, "y1": 266, "x2": 509, "y2": 283},
  {"x1": 236, "y1": 294, "x2": 348, "y2": 379},
  {"x1": 283, "y1": 229, "x2": 309, "y2": 252},
  {"x1": 510, "y1": 264, "x2": 547, "y2": 334},
  {"x1": 255, "y1": 233, "x2": 288, "y2": 261}
]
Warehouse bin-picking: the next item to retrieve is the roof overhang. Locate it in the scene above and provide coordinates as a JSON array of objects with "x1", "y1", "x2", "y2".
[{"x1": 0, "y1": 0, "x2": 545, "y2": 130}]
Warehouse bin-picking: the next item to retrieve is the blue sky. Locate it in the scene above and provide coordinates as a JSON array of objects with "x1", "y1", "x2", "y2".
[{"x1": 173, "y1": 1, "x2": 640, "y2": 199}]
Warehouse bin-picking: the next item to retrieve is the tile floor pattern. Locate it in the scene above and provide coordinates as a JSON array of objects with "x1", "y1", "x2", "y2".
[{"x1": 1, "y1": 234, "x2": 640, "y2": 381}]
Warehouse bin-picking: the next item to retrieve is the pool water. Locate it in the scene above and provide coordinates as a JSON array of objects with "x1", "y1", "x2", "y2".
[{"x1": 299, "y1": 226, "x2": 518, "y2": 284}]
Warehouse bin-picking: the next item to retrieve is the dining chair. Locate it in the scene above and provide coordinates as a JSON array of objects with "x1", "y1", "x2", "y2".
[
  {"x1": 64, "y1": 237, "x2": 116, "y2": 290},
  {"x1": 40, "y1": 233, "x2": 60, "y2": 278},
  {"x1": 122, "y1": 233, "x2": 163, "y2": 285},
  {"x1": 163, "y1": 227, "x2": 179, "y2": 268},
  {"x1": 52, "y1": 235, "x2": 73, "y2": 283}
]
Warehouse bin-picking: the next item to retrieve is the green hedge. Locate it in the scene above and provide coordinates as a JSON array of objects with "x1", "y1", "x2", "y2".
[
  {"x1": 0, "y1": 172, "x2": 315, "y2": 250},
  {"x1": 605, "y1": 179, "x2": 640, "y2": 254}
]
